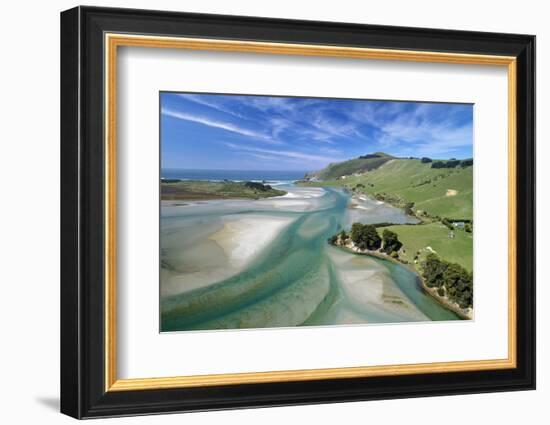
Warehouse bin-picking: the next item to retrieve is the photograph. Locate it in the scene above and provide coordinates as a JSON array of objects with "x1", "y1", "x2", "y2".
[{"x1": 159, "y1": 92, "x2": 474, "y2": 332}]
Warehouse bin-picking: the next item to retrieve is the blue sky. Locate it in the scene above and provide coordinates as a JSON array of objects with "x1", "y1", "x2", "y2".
[{"x1": 161, "y1": 92, "x2": 473, "y2": 172}]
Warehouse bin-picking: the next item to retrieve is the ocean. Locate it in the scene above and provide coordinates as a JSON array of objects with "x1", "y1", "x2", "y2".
[{"x1": 161, "y1": 169, "x2": 308, "y2": 182}]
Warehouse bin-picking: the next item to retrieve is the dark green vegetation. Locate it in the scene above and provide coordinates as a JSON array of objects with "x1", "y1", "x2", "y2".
[
  {"x1": 300, "y1": 154, "x2": 473, "y2": 220},
  {"x1": 381, "y1": 229, "x2": 403, "y2": 255},
  {"x1": 422, "y1": 253, "x2": 473, "y2": 309},
  {"x1": 335, "y1": 223, "x2": 403, "y2": 258},
  {"x1": 350, "y1": 223, "x2": 382, "y2": 250},
  {"x1": 431, "y1": 158, "x2": 473, "y2": 169},
  {"x1": 161, "y1": 180, "x2": 286, "y2": 201},
  {"x1": 305, "y1": 152, "x2": 394, "y2": 180}
]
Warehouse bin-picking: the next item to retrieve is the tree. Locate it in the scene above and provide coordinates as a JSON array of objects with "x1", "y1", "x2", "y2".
[
  {"x1": 464, "y1": 223, "x2": 472, "y2": 233},
  {"x1": 421, "y1": 157, "x2": 432, "y2": 163},
  {"x1": 443, "y1": 263, "x2": 473, "y2": 308},
  {"x1": 382, "y1": 229, "x2": 403, "y2": 255},
  {"x1": 350, "y1": 223, "x2": 381, "y2": 250},
  {"x1": 422, "y1": 253, "x2": 448, "y2": 288},
  {"x1": 422, "y1": 254, "x2": 473, "y2": 308}
]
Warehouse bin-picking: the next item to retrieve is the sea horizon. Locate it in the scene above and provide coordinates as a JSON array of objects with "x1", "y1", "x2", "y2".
[{"x1": 161, "y1": 168, "x2": 308, "y2": 182}]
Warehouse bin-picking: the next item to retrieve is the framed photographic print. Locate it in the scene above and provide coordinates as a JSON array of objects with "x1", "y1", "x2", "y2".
[{"x1": 60, "y1": 6, "x2": 536, "y2": 419}]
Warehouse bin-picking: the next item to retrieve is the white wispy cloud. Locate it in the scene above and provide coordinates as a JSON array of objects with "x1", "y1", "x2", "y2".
[
  {"x1": 179, "y1": 94, "x2": 248, "y2": 120},
  {"x1": 162, "y1": 108, "x2": 277, "y2": 143},
  {"x1": 224, "y1": 142, "x2": 340, "y2": 164}
]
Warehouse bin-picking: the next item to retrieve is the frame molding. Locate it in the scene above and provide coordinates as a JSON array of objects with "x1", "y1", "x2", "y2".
[
  {"x1": 104, "y1": 33, "x2": 517, "y2": 392},
  {"x1": 61, "y1": 6, "x2": 535, "y2": 419}
]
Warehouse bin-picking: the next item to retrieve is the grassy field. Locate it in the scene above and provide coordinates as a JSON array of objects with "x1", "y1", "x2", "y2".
[
  {"x1": 301, "y1": 158, "x2": 473, "y2": 220},
  {"x1": 380, "y1": 222, "x2": 473, "y2": 272},
  {"x1": 161, "y1": 180, "x2": 286, "y2": 201}
]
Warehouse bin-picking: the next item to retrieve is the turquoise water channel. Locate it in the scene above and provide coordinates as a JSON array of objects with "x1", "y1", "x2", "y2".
[{"x1": 160, "y1": 184, "x2": 459, "y2": 332}]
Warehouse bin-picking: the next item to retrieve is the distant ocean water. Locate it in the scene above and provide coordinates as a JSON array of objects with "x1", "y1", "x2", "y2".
[{"x1": 161, "y1": 169, "x2": 307, "y2": 182}]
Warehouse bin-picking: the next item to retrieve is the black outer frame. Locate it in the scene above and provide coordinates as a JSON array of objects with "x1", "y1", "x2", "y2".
[{"x1": 60, "y1": 6, "x2": 536, "y2": 419}]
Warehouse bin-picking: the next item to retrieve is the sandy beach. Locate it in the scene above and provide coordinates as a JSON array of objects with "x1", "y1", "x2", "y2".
[
  {"x1": 161, "y1": 214, "x2": 295, "y2": 297},
  {"x1": 327, "y1": 247, "x2": 428, "y2": 323},
  {"x1": 209, "y1": 215, "x2": 294, "y2": 268}
]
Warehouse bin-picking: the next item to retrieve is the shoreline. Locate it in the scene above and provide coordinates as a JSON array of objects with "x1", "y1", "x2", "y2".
[
  {"x1": 333, "y1": 242, "x2": 472, "y2": 320},
  {"x1": 298, "y1": 181, "x2": 420, "y2": 221},
  {"x1": 349, "y1": 192, "x2": 421, "y2": 222}
]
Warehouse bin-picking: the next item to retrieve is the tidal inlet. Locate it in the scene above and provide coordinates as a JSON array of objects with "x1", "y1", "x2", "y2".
[
  {"x1": 160, "y1": 183, "x2": 460, "y2": 331},
  {"x1": 160, "y1": 93, "x2": 473, "y2": 332}
]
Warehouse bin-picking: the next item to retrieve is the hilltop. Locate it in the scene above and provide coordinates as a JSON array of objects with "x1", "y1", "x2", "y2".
[{"x1": 306, "y1": 152, "x2": 395, "y2": 180}]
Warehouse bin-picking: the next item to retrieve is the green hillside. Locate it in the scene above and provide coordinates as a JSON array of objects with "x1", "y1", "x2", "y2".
[
  {"x1": 308, "y1": 152, "x2": 394, "y2": 180},
  {"x1": 379, "y1": 222, "x2": 473, "y2": 272},
  {"x1": 302, "y1": 157, "x2": 473, "y2": 220}
]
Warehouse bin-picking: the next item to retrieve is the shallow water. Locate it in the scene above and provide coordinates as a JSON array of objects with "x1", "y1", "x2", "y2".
[{"x1": 160, "y1": 184, "x2": 459, "y2": 332}]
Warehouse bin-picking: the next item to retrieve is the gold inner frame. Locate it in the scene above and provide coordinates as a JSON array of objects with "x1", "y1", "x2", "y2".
[{"x1": 104, "y1": 33, "x2": 517, "y2": 392}]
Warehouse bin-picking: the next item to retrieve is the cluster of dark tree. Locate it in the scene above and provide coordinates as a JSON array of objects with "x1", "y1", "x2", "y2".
[
  {"x1": 380, "y1": 229, "x2": 402, "y2": 255},
  {"x1": 431, "y1": 158, "x2": 473, "y2": 169},
  {"x1": 422, "y1": 253, "x2": 473, "y2": 309},
  {"x1": 350, "y1": 223, "x2": 381, "y2": 250},
  {"x1": 244, "y1": 181, "x2": 273, "y2": 191},
  {"x1": 335, "y1": 223, "x2": 404, "y2": 256},
  {"x1": 421, "y1": 157, "x2": 433, "y2": 163},
  {"x1": 160, "y1": 178, "x2": 182, "y2": 183}
]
